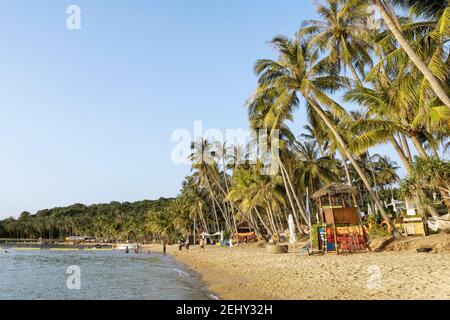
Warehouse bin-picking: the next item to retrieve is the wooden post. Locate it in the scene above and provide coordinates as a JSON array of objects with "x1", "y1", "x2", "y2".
[
  {"x1": 317, "y1": 198, "x2": 322, "y2": 224},
  {"x1": 352, "y1": 192, "x2": 371, "y2": 252},
  {"x1": 351, "y1": 193, "x2": 359, "y2": 210},
  {"x1": 193, "y1": 217, "x2": 196, "y2": 246},
  {"x1": 329, "y1": 194, "x2": 339, "y2": 255}
]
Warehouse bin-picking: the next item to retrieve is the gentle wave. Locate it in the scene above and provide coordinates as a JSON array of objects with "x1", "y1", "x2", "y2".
[{"x1": 0, "y1": 250, "x2": 214, "y2": 300}]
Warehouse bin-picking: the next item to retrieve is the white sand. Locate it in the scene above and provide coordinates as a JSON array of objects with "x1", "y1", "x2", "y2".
[{"x1": 147, "y1": 242, "x2": 450, "y2": 300}]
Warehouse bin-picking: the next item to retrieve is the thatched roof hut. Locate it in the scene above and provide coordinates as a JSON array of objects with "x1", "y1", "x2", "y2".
[
  {"x1": 312, "y1": 183, "x2": 367, "y2": 254},
  {"x1": 313, "y1": 183, "x2": 357, "y2": 199}
]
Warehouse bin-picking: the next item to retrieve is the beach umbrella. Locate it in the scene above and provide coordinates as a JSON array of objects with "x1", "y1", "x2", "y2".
[{"x1": 288, "y1": 214, "x2": 296, "y2": 244}]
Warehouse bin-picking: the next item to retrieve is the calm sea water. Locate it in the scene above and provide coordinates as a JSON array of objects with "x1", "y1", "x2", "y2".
[{"x1": 0, "y1": 249, "x2": 215, "y2": 300}]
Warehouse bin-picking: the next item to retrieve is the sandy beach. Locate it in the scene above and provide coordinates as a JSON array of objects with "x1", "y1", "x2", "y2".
[{"x1": 146, "y1": 239, "x2": 450, "y2": 300}]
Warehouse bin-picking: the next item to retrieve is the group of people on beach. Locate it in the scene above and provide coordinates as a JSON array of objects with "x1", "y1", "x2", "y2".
[
  {"x1": 125, "y1": 244, "x2": 141, "y2": 254},
  {"x1": 120, "y1": 237, "x2": 210, "y2": 256},
  {"x1": 178, "y1": 239, "x2": 189, "y2": 251},
  {"x1": 177, "y1": 237, "x2": 206, "y2": 252}
]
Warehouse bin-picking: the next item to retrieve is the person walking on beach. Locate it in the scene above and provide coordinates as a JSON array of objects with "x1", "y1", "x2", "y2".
[
  {"x1": 200, "y1": 238, "x2": 205, "y2": 252},
  {"x1": 185, "y1": 241, "x2": 190, "y2": 251},
  {"x1": 163, "y1": 241, "x2": 167, "y2": 255},
  {"x1": 178, "y1": 240, "x2": 183, "y2": 252}
]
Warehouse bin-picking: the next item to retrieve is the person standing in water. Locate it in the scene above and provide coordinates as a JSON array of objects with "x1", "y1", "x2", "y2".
[
  {"x1": 125, "y1": 246, "x2": 129, "y2": 254},
  {"x1": 162, "y1": 241, "x2": 167, "y2": 255}
]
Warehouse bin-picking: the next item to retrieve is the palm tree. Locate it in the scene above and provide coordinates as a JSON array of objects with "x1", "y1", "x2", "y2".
[
  {"x1": 252, "y1": 35, "x2": 401, "y2": 237},
  {"x1": 344, "y1": 53, "x2": 445, "y2": 169},
  {"x1": 247, "y1": 86, "x2": 310, "y2": 232},
  {"x1": 294, "y1": 141, "x2": 339, "y2": 193},
  {"x1": 344, "y1": 50, "x2": 448, "y2": 215},
  {"x1": 370, "y1": 0, "x2": 450, "y2": 109},
  {"x1": 190, "y1": 138, "x2": 225, "y2": 232},
  {"x1": 371, "y1": 154, "x2": 400, "y2": 187},
  {"x1": 227, "y1": 166, "x2": 272, "y2": 236},
  {"x1": 300, "y1": 0, "x2": 373, "y2": 84}
]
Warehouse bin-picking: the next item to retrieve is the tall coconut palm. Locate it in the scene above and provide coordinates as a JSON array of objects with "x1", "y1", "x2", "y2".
[
  {"x1": 190, "y1": 138, "x2": 228, "y2": 232},
  {"x1": 300, "y1": 0, "x2": 373, "y2": 84},
  {"x1": 227, "y1": 166, "x2": 273, "y2": 236},
  {"x1": 344, "y1": 56, "x2": 445, "y2": 166},
  {"x1": 252, "y1": 35, "x2": 401, "y2": 237},
  {"x1": 371, "y1": 154, "x2": 400, "y2": 187},
  {"x1": 345, "y1": 70, "x2": 446, "y2": 216},
  {"x1": 369, "y1": 0, "x2": 450, "y2": 109},
  {"x1": 294, "y1": 140, "x2": 339, "y2": 193},
  {"x1": 247, "y1": 85, "x2": 311, "y2": 232},
  {"x1": 391, "y1": 0, "x2": 448, "y2": 20}
]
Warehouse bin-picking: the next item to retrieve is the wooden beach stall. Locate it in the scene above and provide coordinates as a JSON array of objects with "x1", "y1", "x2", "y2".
[
  {"x1": 313, "y1": 183, "x2": 368, "y2": 254},
  {"x1": 234, "y1": 222, "x2": 257, "y2": 243}
]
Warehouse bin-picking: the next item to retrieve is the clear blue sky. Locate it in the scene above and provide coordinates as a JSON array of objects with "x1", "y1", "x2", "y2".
[{"x1": 0, "y1": 0, "x2": 401, "y2": 218}]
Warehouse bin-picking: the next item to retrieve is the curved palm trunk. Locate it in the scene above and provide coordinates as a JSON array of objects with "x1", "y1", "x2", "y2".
[
  {"x1": 279, "y1": 161, "x2": 310, "y2": 225},
  {"x1": 280, "y1": 162, "x2": 305, "y2": 234},
  {"x1": 204, "y1": 174, "x2": 224, "y2": 232},
  {"x1": 275, "y1": 212, "x2": 285, "y2": 232},
  {"x1": 208, "y1": 192, "x2": 220, "y2": 232},
  {"x1": 410, "y1": 135, "x2": 429, "y2": 159},
  {"x1": 400, "y1": 134, "x2": 413, "y2": 163},
  {"x1": 367, "y1": 151, "x2": 381, "y2": 199},
  {"x1": 205, "y1": 166, "x2": 233, "y2": 230},
  {"x1": 208, "y1": 186, "x2": 231, "y2": 231},
  {"x1": 343, "y1": 156, "x2": 353, "y2": 186},
  {"x1": 341, "y1": 154, "x2": 361, "y2": 212},
  {"x1": 410, "y1": 136, "x2": 450, "y2": 210},
  {"x1": 265, "y1": 203, "x2": 278, "y2": 234},
  {"x1": 390, "y1": 137, "x2": 440, "y2": 217},
  {"x1": 248, "y1": 211, "x2": 262, "y2": 237},
  {"x1": 222, "y1": 157, "x2": 237, "y2": 232},
  {"x1": 391, "y1": 137, "x2": 414, "y2": 173},
  {"x1": 309, "y1": 99, "x2": 402, "y2": 238},
  {"x1": 375, "y1": 0, "x2": 450, "y2": 109},
  {"x1": 203, "y1": 164, "x2": 268, "y2": 237},
  {"x1": 253, "y1": 207, "x2": 272, "y2": 236},
  {"x1": 348, "y1": 62, "x2": 363, "y2": 87}
]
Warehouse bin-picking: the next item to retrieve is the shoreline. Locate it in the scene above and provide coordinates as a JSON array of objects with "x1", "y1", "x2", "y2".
[{"x1": 144, "y1": 242, "x2": 450, "y2": 300}]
